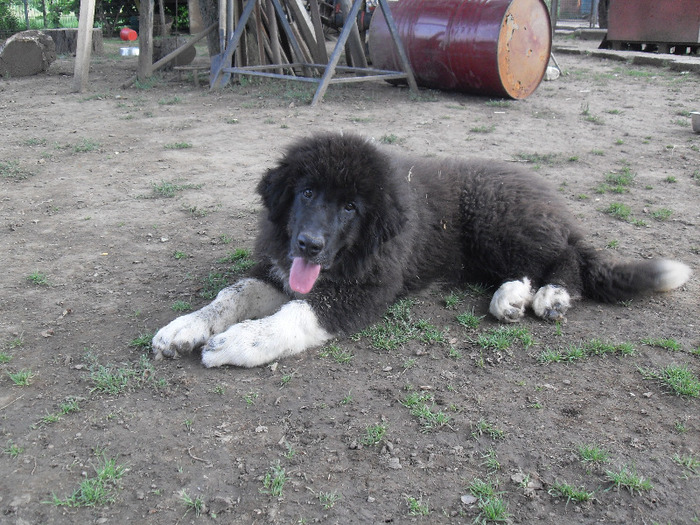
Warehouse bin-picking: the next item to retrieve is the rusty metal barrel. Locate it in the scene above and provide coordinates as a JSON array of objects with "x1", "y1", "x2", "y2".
[{"x1": 368, "y1": 0, "x2": 552, "y2": 99}]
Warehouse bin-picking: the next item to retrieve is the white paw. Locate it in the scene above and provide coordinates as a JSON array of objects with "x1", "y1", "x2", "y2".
[
  {"x1": 489, "y1": 278, "x2": 534, "y2": 322},
  {"x1": 532, "y1": 285, "x2": 571, "y2": 322},
  {"x1": 201, "y1": 321, "x2": 268, "y2": 368},
  {"x1": 201, "y1": 301, "x2": 332, "y2": 368},
  {"x1": 152, "y1": 313, "x2": 213, "y2": 360}
]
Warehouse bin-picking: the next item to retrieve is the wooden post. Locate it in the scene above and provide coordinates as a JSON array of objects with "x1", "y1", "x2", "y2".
[
  {"x1": 70, "y1": 0, "x2": 97, "y2": 93},
  {"x1": 138, "y1": 0, "x2": 155, "y2": 82}
]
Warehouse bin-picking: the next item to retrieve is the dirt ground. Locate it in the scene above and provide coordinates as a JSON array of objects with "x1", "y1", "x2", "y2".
[{"x1": 1, "y1": 35, "x2": 699, "y2": 524}]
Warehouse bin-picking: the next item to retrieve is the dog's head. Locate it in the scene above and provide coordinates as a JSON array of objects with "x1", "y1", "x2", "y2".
[{"x1": 257, "y1": 133, "x2": 407, "y2": 292}]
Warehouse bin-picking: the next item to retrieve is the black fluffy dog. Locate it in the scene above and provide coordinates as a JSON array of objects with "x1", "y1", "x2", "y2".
[{"x1": 152, "y1": 133, "x2": 691, "y2": 367}]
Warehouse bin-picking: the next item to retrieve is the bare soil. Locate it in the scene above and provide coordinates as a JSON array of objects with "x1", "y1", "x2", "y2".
[{"x1": 1, "y1": 37, "x2": 699, "y2": 524}]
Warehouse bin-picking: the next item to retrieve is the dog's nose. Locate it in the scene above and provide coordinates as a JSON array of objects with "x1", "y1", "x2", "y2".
[{"x1": 297, "y1": 232, "x2": 324, "y2": 258}]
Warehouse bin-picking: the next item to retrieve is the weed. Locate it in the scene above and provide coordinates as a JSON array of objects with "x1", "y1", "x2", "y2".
[
  {"x1": 319, "y1": 491, "x2": 341, "y2": 509},
  {"x1": 665, "y1": 176, "x2": 677, "y2": 183},
  {"x1": 164, "y1": 142, "x2": 193, "y2": 150},
  {"x1": 477, "y1": 326, "x2": 533, "y2": 351},
  {"x1": 280, "y1": 372, "x2": 295, "y2": 387},
  {"x1": 87, "y1": 354, "x2": 160, "y2": 395},
  {"x1": 548, "y1": 481, "x2": 594, "y2": 503},
  {"x1": 578, "y1": 443, "x2": 611, "y2": 466},
  {"x1": 605, "y1": 202, "x2": 631, "y2": 221},
  {"x1": 380, "y1": 134, "x2": 401, "y2": 145},
  {"x1": 59, "y1": 397, "x2": 81, "y2": 415},
  {"x1": 8, "y1": 369, "x2": 34, "y2": 386},
  {"x1": 260, "y1": 462, "x2": 287, "y2": 497},
  {"x1": 481, "y1": 449, "x2": 501, "y2": 472},
  {"x1": 515, "y1": 152, "x2": 558, "y2": 165},
  {"x1": 243, "y1": 392, "x2": 259, "y2": 405},
  {"x1": 472, "y1": 418, "x2": 505, "y2": 440},
  {"x1": 319, "y1": 343, "x2": 354, "y2": 363},
  {"x1": 405, "y1": 495, "x2": 429, "y2": 516},
  {"x1": 26, "y1": 271, "x2": 50, "y2": 286},
  {"x1": 150, "y1": 179, "x2": 203, "y2": 198},
  {"x1": 49, "y1": 452, "x2": 126, "y2": 507},
  {"x1": 180, "y1": 491, "x2": 205, "y2": 517},
  {"x1": 128, "y1": 332, "x2": 154, "y2": 350},
  {"x1": 218, "y1": 248, "x2": 256, "y2": 273},
  {"x1": 601, "y1": 167, "x2": 635, "y2": 193},
  {"x1": 469, "y1": 478, "x2": 511, "y2": 524},
  {"x1": 173, "y1": 250, "x2": 188, "y2": 259},
  {"x1": 540, "y1": 339, "x2": 634, "y2": 363},
  {"x1": 605, "y1": 465, "x2": 652, "y2": 495},
  {"x1": 606, "y1": 240, "x2": 619, "y2": 249},
  {"x1": 171, "y1": 300, "x2": 192, "y2": 312},
  {"x1": 640, "y1": 365, "x2": 700, "y2": 397},
  {"x1": 3, "y1": 440, "x2": 23, "y2": 458},
  {"x1": 651, "y1": 208, "x2": 672, "y2": 221},
  {"x1": 642, "y1": 337, "x2": 682, "y2": 351},
  {"x1": 470, "y1": 124, "x2": 495, "y2": 133},
  {"x1": 0, "y1": 159, "x2": 32, "y2": 180},
  {"x1": 73, "y1": 139, "x2": 100, "y2": 153},
  {"x1": 0, "y1": 352, "x2": 11, "y2": 364},
  {"x1": 672, "y1": 453, "x2": 699, "y2": 476},
  {"x1": 158, "y1": 96, "x2": 182, "y2": 105},
  {"x1": 457, "y1": 310, "x2": 483, "y2": 330},
  {"x1": 444, "y1": 291, "x2": 462, "y2": 309}
]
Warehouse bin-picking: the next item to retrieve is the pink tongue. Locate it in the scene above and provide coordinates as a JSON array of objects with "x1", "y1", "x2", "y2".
[{"x1": 289, "y1": 257, "x2": 321, "y2": 294}]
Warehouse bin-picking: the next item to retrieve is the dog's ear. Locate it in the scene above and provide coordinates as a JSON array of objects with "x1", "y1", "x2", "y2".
[
  {"x1": 257, "y1": 163, "x2": 296, "y2": 224},
  {"x1": 365, "y1": 190, "x2": 407, "y2": 250}
]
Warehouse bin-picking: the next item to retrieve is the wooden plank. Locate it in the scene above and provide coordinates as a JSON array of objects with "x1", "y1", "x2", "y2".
[
  {"x1": 286, "y1": 0, "x2": 322, "y2": 63},
  {"x1": 70, "y1": 0, "x2": 96, "y2": 93},
  {"x1": 307, "y1": 0, "x2": 328, "y2": 64},
  {"x1": 338, "y1": 0, "x2": 367, "y2": 68}
]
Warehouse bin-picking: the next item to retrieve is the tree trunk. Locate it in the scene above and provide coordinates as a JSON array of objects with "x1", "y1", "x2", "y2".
[{"x1": 198, "y1": 0, "x2": 220, "y2": 56}]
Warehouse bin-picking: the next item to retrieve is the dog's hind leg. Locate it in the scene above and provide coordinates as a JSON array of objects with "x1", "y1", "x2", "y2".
[
  {"x1": 531, "y1": 285, "x2": 572, "y2": 321},
  {"x1": 489, "y1": 278, "x2": 534, "y2": 322},
  {"x1": 152, "y1": 278, "x2": 288, "y2": 360}
]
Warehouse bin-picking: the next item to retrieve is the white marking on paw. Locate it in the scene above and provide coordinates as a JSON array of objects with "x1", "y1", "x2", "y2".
[
  {"x1": 201, "y1": 300, "x2": 332, "y2": 368},
  {"x1": 489, "y1": 278, "x2": 534, "y2": 323},
  {"x1": 532, "y1": 285, "x2": 571, "y2": 322},
  {"x1": 152, "y1": 278, "x2": 288, "y2": 361}
]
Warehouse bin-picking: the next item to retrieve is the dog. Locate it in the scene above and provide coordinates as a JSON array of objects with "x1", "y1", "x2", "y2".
[{"x1": 152, "y1": 133, "x2": 691, "y2": 368}]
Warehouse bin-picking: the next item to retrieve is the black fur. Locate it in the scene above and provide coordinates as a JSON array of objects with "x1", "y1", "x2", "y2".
[{"x1": 252, "y1": 133, "x2": 687, "y2": 334}]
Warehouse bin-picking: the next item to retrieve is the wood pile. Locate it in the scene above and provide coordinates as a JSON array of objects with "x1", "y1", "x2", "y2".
[{"x1": 222, "y1": 0, "x2": 366, "y2": 73}]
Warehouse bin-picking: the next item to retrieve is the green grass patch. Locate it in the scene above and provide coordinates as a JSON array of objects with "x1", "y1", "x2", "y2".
[
  {"x1": 318, "y1": 343, "x2": 354, "y2": 364},
  {"x1": 260, "y1": 462, "x2": 287, "y2": 497},
  {"x1": 639, "y1": 365, "x2": 700, "y2": 397},
  {"x1": 360, "y1": 424, "x2": 387, "y2": 446},
  {"x1": 539, "y1": 339, "x2": 634, "y2": 363},
  {"x1": 468, "y1": 478, "x2": 511, "y2": 524},
  {"x1": 201, "y1": 248, "x2": 256, "y2": 299},
  {"x1": 0, "y1": 160, "x2": 33, "y2": 180},
  {"x1": 150, "y1": 179, "x2": 203, "y2": 198},
  {"x1": 26, "y1": 271, "x2": 50, "y2": 286},
  {"x1": 48, "y1": 452, "x2": 126, "y2": 507},
  {"x1": 477, "y1": 326, "x2": 533, "y2": 351},
  {"x1": 605, "y1": 465, "x2": 652, "y2": 495},
  {"x1": 578, "y1": 443, "x2": 611, "y2": 466},
  {"x1": 548, "y1": 480, "x2": 594, "y2": 503},
  {"x1": 8, "y1": 369, "x2": 34, "y2": 386},
  {"x1": 641, "y1": 337, "x2": 682, "y2": 351}
]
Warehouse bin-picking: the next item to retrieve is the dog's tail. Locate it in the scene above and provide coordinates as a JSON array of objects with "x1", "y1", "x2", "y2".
[{"x1": 580, "y1": 248, "x2": 691, "y2": 303}]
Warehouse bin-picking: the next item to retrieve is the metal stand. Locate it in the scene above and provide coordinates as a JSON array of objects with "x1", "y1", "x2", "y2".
[{"x1": 209, "y1": 0, "x2": 418, "y2": 106}]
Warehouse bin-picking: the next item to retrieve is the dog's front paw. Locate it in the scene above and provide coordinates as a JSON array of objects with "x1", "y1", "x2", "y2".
[
  {"x1": 532, "y1": 285, "x2": 571, "y2": 322},
  {"x1": 489, "y1": 278, "x2": 534, "y2": 322},
  {"x1": 200, "y1": 321, "x2": 266, "y2": 368},
  {"x1": 152, "y1": 313, "x2": 212, "y2": 360}
]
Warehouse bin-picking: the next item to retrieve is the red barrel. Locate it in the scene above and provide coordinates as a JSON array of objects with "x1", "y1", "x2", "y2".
[
  {"x1": 120, "y1": 27, "x2": 138, "y2": 41},
  {"x1": 368, "y1": 0, "x2": 551, "y2": 99}
]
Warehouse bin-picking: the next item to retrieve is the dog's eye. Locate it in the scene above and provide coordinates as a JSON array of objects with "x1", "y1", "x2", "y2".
[
  {"x1": 344, "y1": 202, "x2": 356, "y2": 212},
  {"x1": 302, "y1": 189, "x2": 313, "y2": 199}
]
